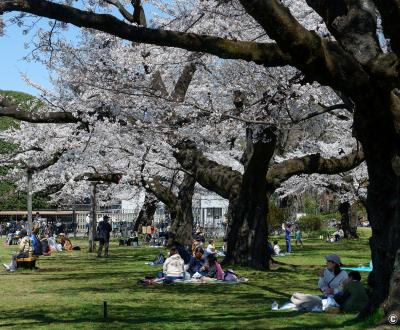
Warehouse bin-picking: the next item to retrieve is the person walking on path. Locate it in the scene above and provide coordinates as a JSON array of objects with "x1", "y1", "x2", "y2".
[{"x1": 97, "y1": 215, "x2": 112, "y2": 257}]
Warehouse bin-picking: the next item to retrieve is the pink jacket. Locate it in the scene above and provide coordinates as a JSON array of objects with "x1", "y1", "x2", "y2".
[{"x1": 215, "y1": 262, "x2": 224, "y2": 280}]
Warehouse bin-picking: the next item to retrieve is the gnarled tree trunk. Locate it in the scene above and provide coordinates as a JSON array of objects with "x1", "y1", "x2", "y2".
[
  {"x1": 364, "y1": 145, "x2": 400, "y2": 312},
  {"x1": 384, "y1": 248, "x2": 400, "y2": 321},
  {"x1": 354, "y1": 93, "x2": 400, "y2": 313},
  {"x1": 224, "y1": 124, "x2": 276, "y2": 269},
  {"x1": 167, "y1": 174, "x2": 196, "y2": 247},
  {"x1": 338, "y1": 201, "x2": 358, "y2": 238},
  {"x1": 133, "y1": 193, "x2": 158, "y2": 232},
  {"x1": 144, "y1": 173, "x2": 196, "y2": 247}
]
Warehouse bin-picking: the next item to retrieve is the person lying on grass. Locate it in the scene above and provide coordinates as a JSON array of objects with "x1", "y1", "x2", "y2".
[
  {"x1": 162, "y1": 247, "x2": 185, "y2": 282},
  {"x1": 3, "y1": 229, "x2": 32, "y2": 272},
  {"x1": 333, "y1": 271, "x2": 369, "y2": 313},
  {"x1": 318, "y1": 254, "x2": 348, "y2": 296}
]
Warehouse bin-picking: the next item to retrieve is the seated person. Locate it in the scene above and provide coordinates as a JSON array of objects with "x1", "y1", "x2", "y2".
[
  {"x1": 6, "y1": 231, "x2": 14, "y2": 245},
  {"x1": 191, "y1": 239, "x2": 202, "y2": 255},
  {"x1": 3, "y1": 229, "x2": 32, "y2": 272},
  {"x1": 30, "y1": 229, "x2": 42, "y2": 256},
  {"x1": 332, "y1": 225, "x2": 345, "y2": 242},
  {"x1": 333, "y1": 271, "x2": 369, "y2": 312},
  {"x1": 162, "y1": 247, "x2": 185, "y2": 281},
  {"x1": 318, "y1": 254, "x2": 348, "y2": 296},
  {"x1": 187, "y1": 247, "x2": 206, "y2": 275},
  {"x1": 205, "y1": 239, "x2": 216, "y2": 256},
  {"x1": 59, "y1": 233, "x2": 73, "y2": 251},
  {"x1": 273, "y1": 240, "x2": 281, "y2": 256},
  {"x1": 202, "y1": 254, "x2": 223, "y2": 280},
  {"x1": 40, "y1": 235, "x2": 51, "y2": 256},
  {"x1": 174, "y1": 243, "x2": 191, "y2": 264}
]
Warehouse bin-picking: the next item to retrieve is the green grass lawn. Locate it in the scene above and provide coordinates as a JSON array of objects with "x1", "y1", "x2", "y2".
[{"x1": 0, "y1": 228, "x2": 378, "y2": 329}]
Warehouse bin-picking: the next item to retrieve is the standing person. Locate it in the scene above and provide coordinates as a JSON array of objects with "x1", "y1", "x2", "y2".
[
  {"x1": 85, "y1": 214, "x2": 91, "y2": 237},
  {"x1": 295, "y1": 226, "x2": 304, "y2": 247},
  {"x1": 97, "y1": 215, "x2": 112, "y2": 257},
  {"x1": 283, "y1": 223, "x2": 292, "y2": 254}
]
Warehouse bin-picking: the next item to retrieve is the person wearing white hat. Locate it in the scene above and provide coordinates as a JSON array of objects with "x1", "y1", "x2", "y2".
[{"x1": 318, "y1": 254, "x2": 348, "y2": 296}]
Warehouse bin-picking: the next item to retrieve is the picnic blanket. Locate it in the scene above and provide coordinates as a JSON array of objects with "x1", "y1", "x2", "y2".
[
  {"x1": 342, "y1": 266, "x2": 372, "y2": 272},
  {"x1": 137, "y1": 276, "x2": 248, "y2": 285}
]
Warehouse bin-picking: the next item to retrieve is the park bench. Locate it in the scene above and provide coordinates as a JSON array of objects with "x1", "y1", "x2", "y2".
[{"x1": 16, "y1": 256, "x2": 38, "y2": 269}]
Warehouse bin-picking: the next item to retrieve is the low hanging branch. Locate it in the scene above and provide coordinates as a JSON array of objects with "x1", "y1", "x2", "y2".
[
  {"x1": 266, "y1": 148, "x2": 365, "y2": 188},
  {"x1": 0, "y1": 98, "x2": 79, "y2": 124},
  {"x1": 27, "y1": 149, "x2": 67, "y2": 173},
  {"x1": 0, "y1": 0, "x2": 292, "y2": 67}
]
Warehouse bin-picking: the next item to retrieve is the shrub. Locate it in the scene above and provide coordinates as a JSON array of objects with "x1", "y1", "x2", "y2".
[{"x1": 298, "y1": 214, "x2": 323, "y2": 232}]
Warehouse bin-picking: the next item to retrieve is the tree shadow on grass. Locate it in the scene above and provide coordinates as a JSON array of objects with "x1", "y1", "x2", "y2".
[{"x1": 0, "y1": 304, "x2": 364, "y2": 330}]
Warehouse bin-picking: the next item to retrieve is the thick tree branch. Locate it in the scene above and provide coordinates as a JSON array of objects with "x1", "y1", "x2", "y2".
[
  {"x1": 239, "y1": 0, "x2": 370, "y2": 96},
  {"x1": 144, "y1": 178, "x2": 179, "y2": 207},
  {"x1": 74, "y1": 172, "x2": 123, "y2": 183},
  {"x1": 28, "y1": 149, "x2": 66, "y2": 172},
  {"x1": 306, "y1": 0, "x2": 381, "y2": 65},
  {"x1": 173, "y1": 140, "x2": 242, "y2": 200},
  {"x1": 0, "y1": 97, "x2": 79, "y2": 123},
  {"x1": 266, "y1": 149, "x2": 365, "y2": 188},
  {"x1": 170, "y1": 62, "x2": 197, "y2": 102},
  {"x1": 0, "y1": 0, "x2": 291, "y2": 66}
]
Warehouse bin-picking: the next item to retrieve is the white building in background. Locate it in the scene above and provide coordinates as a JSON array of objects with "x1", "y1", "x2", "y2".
[
  {"x1": 73, "y1": 190, "x2": 229, "y2": 233},
  {"x1": 197, "y1": 194, "x2": 229, "y2": 228}
]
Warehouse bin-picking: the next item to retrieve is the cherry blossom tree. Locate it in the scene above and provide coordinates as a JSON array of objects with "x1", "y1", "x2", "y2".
[{"x1": 2, "y1": 0, "x2": 399, "y2": 313}]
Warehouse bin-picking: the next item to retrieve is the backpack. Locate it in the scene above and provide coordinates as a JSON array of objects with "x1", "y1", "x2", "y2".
[
  {"x1": 223, "y1": 270, "x2": 238, "y2": 282},
  {"x1": 153, "y1": 253, "x2": 165, "y2": 265}
]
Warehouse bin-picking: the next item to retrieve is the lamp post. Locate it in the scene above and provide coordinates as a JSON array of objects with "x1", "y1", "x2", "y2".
[
  {"x1": 88, "y1": 182, "x2": 98, "y2": 252},
  {"x1": 27, "y1": 168, "x2": 33, "y2": 230}
]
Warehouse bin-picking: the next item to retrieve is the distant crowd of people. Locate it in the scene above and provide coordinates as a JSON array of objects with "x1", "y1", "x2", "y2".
[
  {"x1": 2, "y1": 217, "x2": 79, "y2": 272},
  {"x1": 0, "y1": 213, "x2": 76, "y2": 240}
]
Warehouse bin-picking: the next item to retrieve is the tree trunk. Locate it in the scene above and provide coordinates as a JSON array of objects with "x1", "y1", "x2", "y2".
[
  {"x1": 338, "y1": 201, "x2": 358, "y2": 238},
  {"x1": 384, "y1": 248, "x2": 400, "y2": 322},
  {"x1": 133, "y1": 193, "x2": 158, "y2": 232},
  {"x1": 355, "y1": 94, "x2": 400, "y2": 313},
  {"x1": 167, "y1": 174, "x2": 196, "y2": 247},
  {"x1": 365, "y1": 151, "x2": 400, "y2": 313},
  {"x1": 224, "y1": 124, "x2": 276, "y2": 270}
]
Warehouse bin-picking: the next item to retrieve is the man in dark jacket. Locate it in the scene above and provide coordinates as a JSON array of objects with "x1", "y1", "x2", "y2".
[
  {"x1": 333, "y1": 271, "x2": 369, "y2": 312},
  {"x1": 97, "y1": 215, "x2": 112, "y2": 257}
]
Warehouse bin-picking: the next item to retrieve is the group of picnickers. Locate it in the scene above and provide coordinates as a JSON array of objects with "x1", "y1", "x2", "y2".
[{"x1": 2, "y1": 222, "x2": 78, "y2": 272}]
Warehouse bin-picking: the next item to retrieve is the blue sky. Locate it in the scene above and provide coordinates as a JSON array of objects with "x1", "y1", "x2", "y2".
[
  {"x1": 0, "y1": 3, "x2": 157, "y2": 96},
  {"x1": 0, "y1": 15, "x2": 55, "y2": 96}
]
